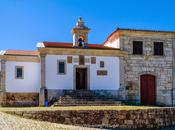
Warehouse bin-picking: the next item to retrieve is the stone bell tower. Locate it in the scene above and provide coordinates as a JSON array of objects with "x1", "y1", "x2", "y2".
[{"x1": 72, "y1": 17, "x2": 90, "y2": 47}]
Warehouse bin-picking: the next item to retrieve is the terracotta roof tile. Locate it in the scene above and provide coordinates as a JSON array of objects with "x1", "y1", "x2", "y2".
[
  {"x1": 117, "y1": 28, "x2": 175, "y2": 33},
  {"x1": 43, "y1": 42, "x2": 119, "y2": 50}
]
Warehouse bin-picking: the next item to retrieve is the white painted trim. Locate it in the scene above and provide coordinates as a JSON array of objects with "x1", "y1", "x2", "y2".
[
  {"x1": 0, "y1": 50, "x2": 6, "y2": 55},
  {"x1": 36, "y1": 42, "x2": 45, "y2": 48}
]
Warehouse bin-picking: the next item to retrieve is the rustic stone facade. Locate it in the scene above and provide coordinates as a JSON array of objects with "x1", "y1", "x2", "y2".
[
  {"x1": 4, "y1": 108, "x2": 175, "y2": 129},
  {"x1": 173, "y1": 46, "x2": 175, "y2": 106},
  {"x1": 39, "y1": 54, "x2": 46, "y2": 106},
  {"x1": 5, "y1": 93, "x2": 39, "y2": 107},
  {"x1": 0, "y1": 59, "x2": 6, "y2": 106},
  {"x1": 119, "y1": 32, "x2": 175, "y2": 106}
]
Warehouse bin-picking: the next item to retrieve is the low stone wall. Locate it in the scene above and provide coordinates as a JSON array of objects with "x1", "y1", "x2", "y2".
[
  {"x1": 0, "y1": 92, "x2": 6, "y2": 106},
  {"x1": 5, "y1": 93, "x2": 39, "y2": 107},
  {"x1": 4, "y1": 108, "x2": 175, "y2": 129}
]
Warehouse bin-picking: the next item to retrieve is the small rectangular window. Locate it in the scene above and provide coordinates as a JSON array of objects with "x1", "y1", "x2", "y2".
[
  {"x1": 58, "y1": 61, "x2": 66, "y2": 74},
  {"x1": 133, "y1": 41, "x2": 143, "y2": 55},
  {"x1": 15, "y1": 66, "x2": 24, "y2": 79},
  {"x1": 154, "y1": 42, "x2": 163, "y2": 56},
  {"x1": 100, "y1": 61, "x2": 104, "y2": 68}
]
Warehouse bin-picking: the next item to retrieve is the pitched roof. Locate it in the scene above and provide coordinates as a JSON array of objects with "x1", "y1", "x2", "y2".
[
  {"x1": 42, "y1": 42, "x2": 119, "y2": 50},
  {"x1": 103, "y1": 28, "x2": 175, "y2": 45},
  {"x1": 117, "y1": 28, "x2": 175, "y2": 33},
  {"x1": 4, "y1": 50, "x2": 39, "y2": 56}
]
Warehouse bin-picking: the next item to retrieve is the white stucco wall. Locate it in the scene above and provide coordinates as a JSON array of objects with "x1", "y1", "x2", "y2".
[
  {"x1": 89, "y1": 56, "x2": 120, "y2": 90},
  {"x1": 45, "y1": 55, "x2": 78, "y2": 90},
  {"x1": 105, "y1": 38, "x2": 120, "y2": 48},
  {"x1": 45, "y1": 55, "x2": 120, "y2": 90},
  {"x1": 6, "y1": 61, "x2": 41, "y2": 92}
]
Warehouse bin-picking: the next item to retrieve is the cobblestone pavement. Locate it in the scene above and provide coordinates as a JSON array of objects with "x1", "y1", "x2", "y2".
[{"x1": 0, "y1": 112, "x2": 101, "y2": 130}]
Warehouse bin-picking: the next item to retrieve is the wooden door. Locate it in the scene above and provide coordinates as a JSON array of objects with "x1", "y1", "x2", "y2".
[
  {"x1": 76, "y1": 68, "x2": 87, "y2": 90},
  {"x1": 140, "y1": 74, "x2": 156, "y2": 105}
]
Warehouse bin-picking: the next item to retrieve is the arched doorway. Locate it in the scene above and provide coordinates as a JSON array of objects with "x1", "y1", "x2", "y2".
[{"x1": 140, "y1": 74, "x2": 156, "y2": 105}]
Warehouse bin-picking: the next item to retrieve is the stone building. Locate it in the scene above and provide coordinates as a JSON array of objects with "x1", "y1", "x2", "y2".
[
  {"x1": 104, "y1": 28, "x2": 175, "y2": 106},
  {"x1": 0, "y1": 17, "x2": 175, "y2": 106}
]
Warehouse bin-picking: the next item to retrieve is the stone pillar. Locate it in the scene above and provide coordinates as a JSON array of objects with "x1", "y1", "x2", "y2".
[
  {"x1": 172, "y1": 48, "x2": 175, "y2": 106},
  {"x1": 39, "y1": 55, "x2": 46, "y2": 106},
  {"x1": 0, "y1": 59, "x2": 6, "y2": 106},
  {"x1": 119, "y1": 57, "x2": 126, "y2": 100}
]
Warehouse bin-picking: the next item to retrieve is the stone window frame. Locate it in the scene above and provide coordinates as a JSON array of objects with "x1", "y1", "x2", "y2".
[
  {"x1": 73, "y1": 65, "x2": 90, "y2": 90},
  {"x1": 153, "y1": 41, "x2": 164, "y2": 57},
  {"x1": 132, "y1": 41, "x2": 143, "y2": 55},
  {"x1": 15, "y1": 66, "x2": 24, "y2": 79},
  {"x1": 57, "y1": 60, "x2": 66, "y2": 75},
  {"x1": 100, "y1": 61, "x2": 105, "y2": 68}
]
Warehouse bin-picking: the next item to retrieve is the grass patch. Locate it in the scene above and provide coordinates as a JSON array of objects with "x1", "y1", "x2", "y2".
[{"x1": 0, "y1": 106, "x2": 162, "y2": 112}]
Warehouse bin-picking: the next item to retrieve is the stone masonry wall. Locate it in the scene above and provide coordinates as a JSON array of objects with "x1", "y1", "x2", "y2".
[
  {"x1": 172, "y1": 43, "x2": 175, "y2": 106},
  {"x1": 5, "y1": 93, "x2": 39, "y2": 107},
  {"x1": 4, "y1": 108, "x2": 175, "y2": 129},
  {"x1": 120, "y1": 35, "x2": 173, "y2": 106}
]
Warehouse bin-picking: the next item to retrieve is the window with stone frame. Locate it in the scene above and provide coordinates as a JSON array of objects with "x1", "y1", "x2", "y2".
[
  {"x1": 100, "y1": 61, "x2": 105, "y2": 68},
  {"x1": 154, "y1": 42, "x2": 164, "y2": 56},
  {"x1": 133, "y1": 41, "x2": 143, "y2": 55},
  {"x1": 15, "y1": 66, "x2": 24, "y2": 79},
  {"x1": 57, "y1": 60, "x2": 66, "y2": 74}
]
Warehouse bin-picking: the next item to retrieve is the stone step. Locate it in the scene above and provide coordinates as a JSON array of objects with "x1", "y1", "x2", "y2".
[
  {"x1": 53, "y1": 99, "x2": 122, "y2": 106},
  {"x1": 52, "y1": 90, "x2": 121, "y2": 107},
  {"x1": 58, "y1": 100, "x2": 119, "y2": 103},
  {"x1": 54, "y1": 101, "x2": 122, "y2": 106},
  {"x1": 60, "y1": 99, "x2": 110, "y2": 102},
  {"x1": 60, "y1": 95, "x2": 117, "y2": 98},
  {"x1": 54, "y1": 104, "x2": 122, "y2": 106},
  {"x1": 60, "y1": 97, "x2": 117, "y2": 100}
]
